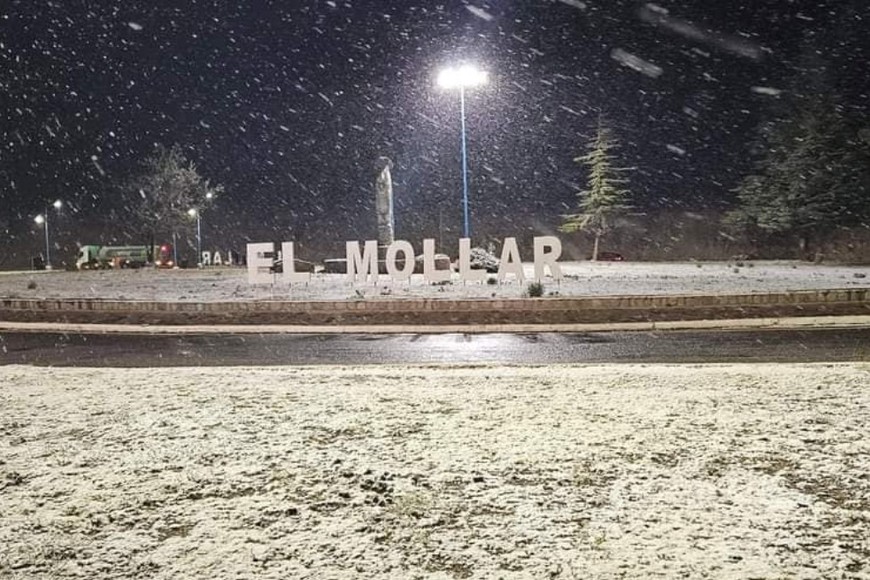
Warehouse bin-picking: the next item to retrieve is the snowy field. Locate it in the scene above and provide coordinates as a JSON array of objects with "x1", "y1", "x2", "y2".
[
  {"x1": 2, "y1": 260, "x2": 869, "y2": 302},
  {"x1": 1, "y1": 363, "x2": 868, "y2": 579}
]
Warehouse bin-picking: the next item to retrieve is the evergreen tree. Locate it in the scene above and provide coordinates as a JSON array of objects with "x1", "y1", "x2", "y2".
[
  {"x1": 726, "y1": 88, "x2": 869, "y2": 254},
  {"x1": 559, "y1": 120, "x2": 631, "y2": 261},
  {"x1": 726, "y1": 10, "x2": 870, "y2": 255}
]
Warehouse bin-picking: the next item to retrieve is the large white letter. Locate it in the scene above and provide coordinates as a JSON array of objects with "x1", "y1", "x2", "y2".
[
  {"x1": 201, "y1": 251, "x2": 212, "y2": 267},
  {"x1": 281, "y1": 242, "x2": 311, "y2": 284},
  {"x1": 247, "y1": 242, "x2": 276, "y2": 285},
  {"x1": 346, "y1": 240, "x2": 379, "y2": 284},
  {"x1": 497, "y1": 237, "x2": 525, "y2": 283},
  {"x1": 458, "y1": 238, "x2": 486, "y2": 282},
  {"x1": 423, "y1": 239, "x2": 450, "y2": 283},
  {"x1": 386, "y1": 240, "x2": 415, "y2": 282},
  {"x1": 533, "y1": 236, "x2": 563, "y2": 282}
]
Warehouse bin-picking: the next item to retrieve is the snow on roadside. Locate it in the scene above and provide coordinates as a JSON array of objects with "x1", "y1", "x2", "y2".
[
  {"x1": 2, "y1": 261, "x2": 869, "y2": 302},
  {"x1": 1, "y1": 363, "x2": 869, "y2": 579}
]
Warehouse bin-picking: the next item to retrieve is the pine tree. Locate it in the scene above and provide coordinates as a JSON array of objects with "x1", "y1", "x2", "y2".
[
  {"x1": 559, "y1": 120, "x2": 631, "y2": 261},
  {"x1": 727, "y1": 91, "x2": 870, "y2": 254},
  {"x1": 726, "y1": 15, "x2": 870, "y2": 256}
]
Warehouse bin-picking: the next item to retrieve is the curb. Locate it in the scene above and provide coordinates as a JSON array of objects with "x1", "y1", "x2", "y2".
[
  {"x1": 3, "y1": 315, "x2": 870, "y2": 335},
  {"x1": 1, "y1": 288, "x2": 868, "y2": 326}
]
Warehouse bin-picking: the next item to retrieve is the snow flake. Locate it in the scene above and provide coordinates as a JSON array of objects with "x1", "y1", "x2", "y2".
[
  {"x1": 751, "y1": 86, "x2": 782, "y2": 96},
  {"x1": 559, "y1": 105, "x2": 583, "y2": 116},
  {"x1": 90, "y1": 155, "x2": 106, "y2": 176},
  {"x1": 465, "y1": 6, "x2": 494, "y2": 21},
  {"x1": 611, "y1": 48, "x2": 663, "y2": 78},
  {"x1": 555, "y1": 0, "x2": 587, "y2": 10}
]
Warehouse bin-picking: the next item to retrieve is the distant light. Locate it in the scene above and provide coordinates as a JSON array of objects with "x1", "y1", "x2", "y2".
[
  {"x1": 205, "y1": 191, "x2": 214, "y2": 200},
  {"x1": 34, "y1": 215, "x2": 45, "y2": 225},
  {"x1": 437, "y1": 65, "x2": 488, "y2": 90},
  {"x1": 53, "y1": 199, "x2": 63, "y2": 210}
]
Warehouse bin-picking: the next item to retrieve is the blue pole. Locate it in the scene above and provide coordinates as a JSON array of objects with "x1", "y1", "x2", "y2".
[{"x1": 460, "y1": 85, "x2": 470, "y2": 240}]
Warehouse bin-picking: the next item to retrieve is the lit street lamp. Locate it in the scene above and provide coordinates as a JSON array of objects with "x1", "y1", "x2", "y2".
[
  {"x1": 437, "y1": 64, "x2": 488, "y2": 240},
  {"x1": 33, "y1": 199, "x2": 63, "y2": 269},
  {"x1": 187, "y1": 208, "x2": 201, "y2": 267},
  {"x1": 188, "y1": 191, "x2": 216, "y2": 268}
]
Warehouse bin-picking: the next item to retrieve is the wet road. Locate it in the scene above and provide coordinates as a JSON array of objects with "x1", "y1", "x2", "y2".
[{"x1": 1, "y1": 328, "x2": 868, "y2": 366}]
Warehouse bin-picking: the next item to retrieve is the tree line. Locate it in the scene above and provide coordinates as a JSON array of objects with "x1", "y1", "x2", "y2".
[{"x1": 561, "y1": 54, "x2": 869, "y2": 260}]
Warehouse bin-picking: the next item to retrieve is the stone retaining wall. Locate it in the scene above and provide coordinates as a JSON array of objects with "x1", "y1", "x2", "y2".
[{"x1": 1, "y1": 289, "x2": 867, "y2": 326}]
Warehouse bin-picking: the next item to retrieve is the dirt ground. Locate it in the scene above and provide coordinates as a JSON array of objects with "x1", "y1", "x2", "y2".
[{"x1": 1, "y1": 363, "x2": 869, "y2": 579}]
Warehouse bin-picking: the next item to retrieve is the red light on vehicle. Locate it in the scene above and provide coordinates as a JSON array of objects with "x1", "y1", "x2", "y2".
[{"x1": 160, "y1": 245, "x2": 169, "y2": 251}]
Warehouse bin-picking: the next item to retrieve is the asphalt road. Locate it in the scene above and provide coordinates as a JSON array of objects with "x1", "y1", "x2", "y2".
[{"x1": 1, "y1": 328, "x2": 868, "y2": 366}]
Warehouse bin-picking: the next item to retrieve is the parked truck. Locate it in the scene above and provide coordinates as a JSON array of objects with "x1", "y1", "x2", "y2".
[{"x1": 76, "y1": 244, "x2": 175, "y2": 270}]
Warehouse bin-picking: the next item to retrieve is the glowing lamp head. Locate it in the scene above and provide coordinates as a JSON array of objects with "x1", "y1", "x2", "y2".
[
  {"x1": 53, "y1": 199, "x2": 63, "y2": 210},
  {"x1": 187, "y1": 208, "x2": 198, "y2": 217},
  {"x1": 34, "y1": 215, "x2": 45, "y2": 225},
  {"x1": 437, "y1": 65, "x2": 488, "y2": 90}
]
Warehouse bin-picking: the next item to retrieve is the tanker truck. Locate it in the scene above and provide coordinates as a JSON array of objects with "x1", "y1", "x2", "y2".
[{"x1": 76, "y1": 244, "x2": 175, "y2": 270}]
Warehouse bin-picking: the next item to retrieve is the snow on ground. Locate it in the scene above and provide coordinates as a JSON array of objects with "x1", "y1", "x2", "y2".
[
  {"x1": 2, "y1": 261, "x2": 869, "y2": 302},
  {"x1": 1, "y1": 363, "x2": 869, "y2": 579}
]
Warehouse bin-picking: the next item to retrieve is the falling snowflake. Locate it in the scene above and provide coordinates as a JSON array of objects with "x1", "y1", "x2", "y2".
[
  {"x1": 465, "y1": 6, "x2": 494, "y2": 21},
  {"x1": 750, "y1": 86, "x2": 783, "y2": 96},
  {"x1": 555, "y1": 0, "x2": 587, "y2": 10}
]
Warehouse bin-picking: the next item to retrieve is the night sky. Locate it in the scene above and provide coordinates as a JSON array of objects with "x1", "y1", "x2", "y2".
[{"x1": 1, "y1": 0, "x2": 867, "y2": 263}]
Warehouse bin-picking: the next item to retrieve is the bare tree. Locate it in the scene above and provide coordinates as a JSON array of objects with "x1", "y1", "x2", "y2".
[{"x1": 129, "y1": 144, "x2": 223, "y2": 257}]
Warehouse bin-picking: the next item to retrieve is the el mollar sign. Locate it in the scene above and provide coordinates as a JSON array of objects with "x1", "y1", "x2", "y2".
[{"x1": 247, "y1": 237, "x2": 563, "y2": 285}]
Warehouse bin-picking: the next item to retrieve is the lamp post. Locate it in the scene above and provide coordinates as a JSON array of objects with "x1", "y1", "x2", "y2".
[
  {"x1": 188, "y1": 191, "x2": 215, "y2": 268},
  {"x1": 33, "y1": 199, "x2": 63, "y2": 269},
  {"x1": 187, "y1": 208, "x2": 201, "y2": 267},
  {"x1": 437, "y1": 64, "x2": 488, "y2": 240}
]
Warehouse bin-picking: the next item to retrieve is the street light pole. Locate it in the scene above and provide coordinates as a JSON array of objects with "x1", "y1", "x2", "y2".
[
  {"x1": 437, "y1": 64, "x2": 487, "y2": 241},
  {"x1": 34, "y1": 199, "x2": 62, "y2": 270},
  {"x1": 196, "y1": 211, "x2": 202, "y2": 266},
  {"x1": 42, "y1": 212, "x2": 51, "y2": 268},
  {"x1": 459, "y1": 85, "x2": 470, "y2": 239},
  {"x1": 188, "y1": 208, "x2": 201, "y2": 267},
  {"x1": 187, "y1": 192, "x2": 214, "y2": 268}
]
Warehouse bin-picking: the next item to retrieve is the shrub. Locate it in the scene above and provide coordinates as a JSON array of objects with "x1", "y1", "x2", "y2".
[{"x1": 526, "y1": 281, "x2": 544, "y2": 297}]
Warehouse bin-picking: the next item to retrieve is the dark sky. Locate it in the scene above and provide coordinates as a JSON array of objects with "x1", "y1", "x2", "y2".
[{"x1": 1, "y1": 0, "x2": 866, "y2": 261}]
